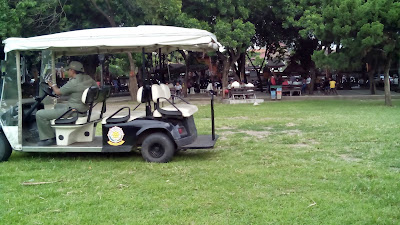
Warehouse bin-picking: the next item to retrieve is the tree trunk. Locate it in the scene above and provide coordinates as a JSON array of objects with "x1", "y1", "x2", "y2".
[
  {"x1": 398, "y1": 58, "x2": 400, "y2": 89},
  {"x1": 368, "y1": 68, "x2": 376, "y2": 95},
  {"x1": 245, "y1": 52, "x2": 263, "y2": 92},
  {"x1": 89, "y1": 0, "x2": 138, "y2": 100},
  {"x1": 384, "y1": 57, "x2": 392, "y2": 106},
  {"x1": 177, "y1": 50, "x2": 189, "y2": 97},
  {"x1": 239, "y1": 53, "x2": 246, "y2": 82},
  {"x1": 127, "y1": 53, "x2": 138, "y2": 102},
  {"x1": 183, "y1": 56, "x2": 189, "y2": 97},
  {"x1": 217, "y1": 50, "x2": 241, "y2": 98},
  {"x1": 221, "y1": 58, "x2": 230, "y2": 98},
  {"x1": 310, "y1": 67, "x2": 316, "y2": 94}
]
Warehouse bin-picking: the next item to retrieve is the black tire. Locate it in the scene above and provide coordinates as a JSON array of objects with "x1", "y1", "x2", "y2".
[
  {"x1": 141, "y1": 132, "x2": 175, "y2": 163},
  {"x1": 0, "y1": 130, "x2": 12, "y2": 162}
]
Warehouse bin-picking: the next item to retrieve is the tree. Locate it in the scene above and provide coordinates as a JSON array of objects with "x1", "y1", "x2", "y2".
[
  {"x1": 87, "y1": 0, "x2": 141, "y2": 101},
  {"x1": 0, "y1": 0, "x2": 69, "y2": 59},
  {"x1": 248, "y1": 0, "x2": 319, "y2": 93},
  {"x1": 182, "y1": 0, "x2": 255, "y2": 98},
  {"x1": 291, "y1": 0, "x2": 400, "y2": 105}
]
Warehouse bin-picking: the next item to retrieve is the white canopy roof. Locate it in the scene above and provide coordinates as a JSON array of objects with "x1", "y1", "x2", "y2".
[{"x1": 3, "y1": 25, "x2": 220, "y2": 56}]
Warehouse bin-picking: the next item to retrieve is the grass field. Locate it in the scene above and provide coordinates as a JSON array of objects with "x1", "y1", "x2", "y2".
[{"x1": 1, "y1": 99, "x2": 400, "y2": 224}]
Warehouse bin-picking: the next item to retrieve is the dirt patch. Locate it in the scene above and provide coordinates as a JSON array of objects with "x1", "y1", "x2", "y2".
[
  {"x1": 263, "y1": 117, "x2": 275, "y2": 120},
  {"x1": 308, "y1": 139, "x2": 319, "y2": 144},
  {"x1": 244, "y1": 130, "x2": 271, "y2": 138},
  {"x1": 218, "y1": 136, "x2": 228, "y2": 141},
  {"x1": 218, "y1": 126, "x2": 237, "y2": 130},
  {"x1": 227, "y1": 116, "x2": 249, "y2": 120},
  {"x1": 218, "y1": 131, "x2": 237, "y2": 141},
  {"x1": 220, "y1": 131, "x2": 237, "y2": 135},
  {"x1": 339, "y1": 154, "x2": 361, "y2": 162},
  {"x1": 291, "y1": 139, "x2": 319, "y2": 148},
  {"x1": 219, "y1": 130, "x2": 271, "y2": 139},
  {"x1": 286, "y1": 122, "x2": 296, "y2": 127},
  {"x1": 281, "y1": 129, "x2": 302, "y2": 136},
  {"x1": 291, "y1": 143, "x2": 309, "y2": 148}
]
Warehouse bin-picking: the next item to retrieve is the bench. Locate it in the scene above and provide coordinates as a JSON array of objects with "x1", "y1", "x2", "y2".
[
  {"x1": 282, "y1": 85, "x2": 302, "y2": 96},
  {"x1": 230, "y1": 87, "x2": 256, "y2": 99}
]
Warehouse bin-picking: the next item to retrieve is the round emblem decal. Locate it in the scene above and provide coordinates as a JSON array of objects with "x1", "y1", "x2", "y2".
[{"x1": 107, "y1": 126, "x2": 125, "y2": 146}]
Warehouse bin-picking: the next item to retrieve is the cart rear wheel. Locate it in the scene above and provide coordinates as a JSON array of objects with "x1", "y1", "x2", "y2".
[
  {"x1": 141, "y1": 132, "x2": 175, "y2": 163},
  {"x1": 0, "y1": 130, "x2": 12, "y2": 162}
]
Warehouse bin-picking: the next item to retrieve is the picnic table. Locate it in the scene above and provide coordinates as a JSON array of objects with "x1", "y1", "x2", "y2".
[
  {"x1": 282, "y1": 85, "x2": 302, "y2": 96},
  {"x1": 229, "y1": 87, "x2": 256, "y2": 99}
]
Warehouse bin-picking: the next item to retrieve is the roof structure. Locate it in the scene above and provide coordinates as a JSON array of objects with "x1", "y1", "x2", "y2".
[
  {"x1": 3, "y1": 26, "x2": 221, "y2": 56},
  {"x1": 283, "y1": 60, "x2": 306, "y2": 75},
  {"x1": 265, "y1": 59, "x2": 285, "y2": 69}
]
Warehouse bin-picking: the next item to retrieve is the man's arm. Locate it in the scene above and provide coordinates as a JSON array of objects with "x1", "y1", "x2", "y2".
[{"x1": 47, "y1": 80, "x2": 62, "y2": 95}]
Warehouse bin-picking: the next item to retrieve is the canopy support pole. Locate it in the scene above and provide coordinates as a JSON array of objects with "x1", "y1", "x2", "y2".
[
  {"x1": 51, "y1": 52, "x2": 56, "y2": 84},
  {"x1": 16, "y1": 51, "x2": 23, "y2": 146},
  {"x1": 159, "y1": 48, "x2": 162, "y2": 82},
  {"x1": 142, "y1": 48, "x2": 146, "y2": 84},
  {"x1": 98, "y1": 54, "x2": 105, "y2": 87},
  {"x1": 142, "y1": 48, "x2": 151, "y2": 116},
  {"x1": 51, "y1": 52, "x2": 58, "y2": 105}
]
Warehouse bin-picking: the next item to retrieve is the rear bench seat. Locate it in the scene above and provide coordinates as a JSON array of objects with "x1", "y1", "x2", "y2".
[
  {"x1": 101, "y1": 86, "x2": 147, "y2": 124},
  {"x1": 152, "y1": 84, "x2": 198, "y2": 118}
]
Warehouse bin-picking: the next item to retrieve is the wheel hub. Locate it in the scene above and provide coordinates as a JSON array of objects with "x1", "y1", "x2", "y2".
[{"x1": 149, "y1": 143, "x2": 165, "y2": 158}]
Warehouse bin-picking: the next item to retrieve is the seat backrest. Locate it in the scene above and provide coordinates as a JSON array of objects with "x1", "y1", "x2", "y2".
[
  {"x1": 137, "y1": 85, "x2": 152, "y2": 103},
  {"x1": 151, "y1": 84, "x2": 167, "y2": 103},
  {"x1": 81, "y1": 86, "x2": 99, "y2": 105},
  {"x1": 81, "y1": 85, "x2": 110, "y2": 122},
  {"x1": 159, "y1": 83, "x2": 171, "y2": 99},
  {"x1": 96, "y1": 86, "x2": 111, "y2": 103},
  {"x1": 137, "y1": 86, "x2": 143, "y2": 103},
  {"x1": 81, "y1": 85, "x2": 111, "y2": 104}
]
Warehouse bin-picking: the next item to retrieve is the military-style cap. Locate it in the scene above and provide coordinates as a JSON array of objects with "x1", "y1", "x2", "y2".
[{"x1": 66, "y1": 61, "x2": 84, "y2": 72}]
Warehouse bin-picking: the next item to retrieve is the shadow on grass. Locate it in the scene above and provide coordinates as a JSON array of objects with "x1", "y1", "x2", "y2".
[
  {"x1": 173, "y1": 149, "x2": 219, "y2": 162},
  {"x1": 10, "y1": 149, "x2": 219, "y2": 163},
  {"x1": 10, "y1": 151, "x2": 143, "y2": 162}
]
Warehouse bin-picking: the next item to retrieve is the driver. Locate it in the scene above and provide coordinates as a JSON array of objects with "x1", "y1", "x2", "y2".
[{"x1": 36, "y1": 61, "x2": 97, "y2": 146}]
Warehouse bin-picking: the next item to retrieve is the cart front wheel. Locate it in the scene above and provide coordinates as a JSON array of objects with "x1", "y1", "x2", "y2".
[
  {"x1": 0, "y1": 130, "x2": 12, "y2": 162},
  {"x1": 141, "y1": 132, "x2": 175, "y2": 163}
]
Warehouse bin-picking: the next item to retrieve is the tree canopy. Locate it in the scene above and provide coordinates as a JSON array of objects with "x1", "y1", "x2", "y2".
[
  {"x1": 1, "y1": 0, "x2": 400, "y2": 104},
  {"x1": 288, "y1": 0, "x2": 400, "y2": 104}
]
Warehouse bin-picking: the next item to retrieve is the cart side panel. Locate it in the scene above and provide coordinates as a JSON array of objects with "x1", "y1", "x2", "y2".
[
  {"x1": 101, "y1": 118, "x2": 177, "y2": 152},
  {"x1": 0, "y1": 52, "x2": 21, "y2": 150}
]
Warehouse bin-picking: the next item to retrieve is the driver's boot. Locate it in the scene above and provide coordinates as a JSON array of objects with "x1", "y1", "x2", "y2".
[{"x1": 38, "y1": 138, "x2": 56, "y2": 146}]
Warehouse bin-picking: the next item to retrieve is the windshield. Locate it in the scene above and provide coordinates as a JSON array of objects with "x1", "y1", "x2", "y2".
[{"x1": 0, "y1": 52, "x2": 19, "y2": 126}]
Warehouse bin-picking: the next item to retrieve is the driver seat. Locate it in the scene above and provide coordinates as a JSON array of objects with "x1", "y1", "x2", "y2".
[{"x1": 51, "y1": 86, "x2": 110, "y2": 146}]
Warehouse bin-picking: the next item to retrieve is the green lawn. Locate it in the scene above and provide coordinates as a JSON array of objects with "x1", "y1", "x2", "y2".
[{"x1": 1, "y1": 99, "x2": 400, "y2": 224}]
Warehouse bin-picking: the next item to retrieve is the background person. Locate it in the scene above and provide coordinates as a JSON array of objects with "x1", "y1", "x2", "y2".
[
  {"x1": 35, "y1": 61, "x2": 97, "y2": 146},
  {"x1": 329, "y1": 78, "x2": 338, "y2": 95},
  {"x1": 174, "y1": 81, "x2": 182, "y2": 96},
  {"x1": 306, "y1": 75, "x2": 312, "y2": 94}
]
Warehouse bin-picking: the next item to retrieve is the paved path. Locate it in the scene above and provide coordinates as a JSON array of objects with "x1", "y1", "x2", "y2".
[
  {"x1": 98, "y1": 88, "x2": 400, "y2": 117},
  {"x1": 108, "y1": 88, "x2": 400, "y2": 104}
]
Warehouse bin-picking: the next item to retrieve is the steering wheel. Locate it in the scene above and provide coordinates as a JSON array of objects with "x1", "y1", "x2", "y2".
[
  {"x1": 39, "y1": 82, "x2": 57, "y2": 97},
  {"x1": 22, "y1": 82, "x2": 57, "y2": 123}
]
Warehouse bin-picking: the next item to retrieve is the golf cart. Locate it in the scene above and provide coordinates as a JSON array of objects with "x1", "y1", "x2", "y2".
[{"x1": 0, "y1": 26, "x2": 220, "y2": 163}]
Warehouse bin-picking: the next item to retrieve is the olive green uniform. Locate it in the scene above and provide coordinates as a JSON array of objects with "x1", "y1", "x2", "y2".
[{"x1": 36, "y1": 74, "x2": 97, "y2": 140}]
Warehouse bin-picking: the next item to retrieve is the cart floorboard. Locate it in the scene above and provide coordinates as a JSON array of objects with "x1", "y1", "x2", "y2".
[
  {"x1": 21, "y1": 136, "x2": 103, "y2": 152},
  {"x1": 181, "y1": 135, "x2": 218, "y2": 149}
]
